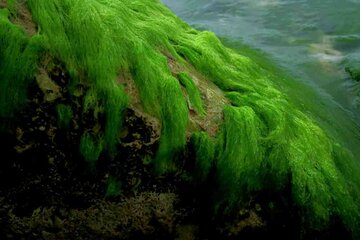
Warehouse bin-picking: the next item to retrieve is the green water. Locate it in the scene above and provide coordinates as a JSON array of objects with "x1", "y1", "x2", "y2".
[{"x1": 163, "y1": 0, "x2": 360, "y2": 160}]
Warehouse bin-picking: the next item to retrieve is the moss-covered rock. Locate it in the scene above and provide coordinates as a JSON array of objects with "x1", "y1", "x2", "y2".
[{"x1": 1, "y1": 0, "x2": 360, "y2": 239}]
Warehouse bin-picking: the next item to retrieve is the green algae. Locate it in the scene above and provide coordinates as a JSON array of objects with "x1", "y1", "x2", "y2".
[
  {"x1": 0, "y1": 8, "x2": 42, "y2": 119},
  {"x1": 0, "y1": 0, "x2": 359, "y2": 237},
  {"x1": 27, "y1": 0, "x2": 188, "y2": 167},
  {"x1": 190, "y1": 132, "x2": 215, "y2": 182},
  {"x1": 129, "y1": 44, "x2": 188, "y2": 173},
  {"x1": 178, "y1": 72, "x2": 206, "y2": 116}
]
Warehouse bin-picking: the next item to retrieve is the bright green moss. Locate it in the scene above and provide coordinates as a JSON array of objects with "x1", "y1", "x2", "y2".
[
  {"x1": 190, "y1": 132, "x2": 215, "y2": 182},
  {"x1": 174, "y1": 31, "x2": 258, "y2": 93},
  {"x1": 0, "y1": 8, "x2": 42, "y2": 119},
  {"x1": 215, "y1": 105, "x2": 266, "y2": 209},
  {"x1": 178, "y1": 72, "x2": 206, "y2": 116},
  {"x1": 56, "y1": 104, "x2": 73, "y2": 129},
  {"x1": 129, "y1": 45, "x2": 188, "y2": 173},
  {"x1": 26, "y1": 0, "x2": 189, "y2": 167},
  {"x1": 154, "y1": 75, "x2": 188, "y2": 173},
  {"x1": 103, "y1": 85, "x2": 128, "y2": 156}
]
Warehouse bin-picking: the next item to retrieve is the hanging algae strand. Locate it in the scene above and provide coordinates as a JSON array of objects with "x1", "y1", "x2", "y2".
[{"x1": 0, "y1": 0, "x2": 359, "y2": 237}]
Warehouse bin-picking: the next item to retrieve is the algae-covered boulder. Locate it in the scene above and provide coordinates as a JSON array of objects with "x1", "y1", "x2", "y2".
[{"x1": 0, "y1": 0, "x2": 360, "y2": 239}]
